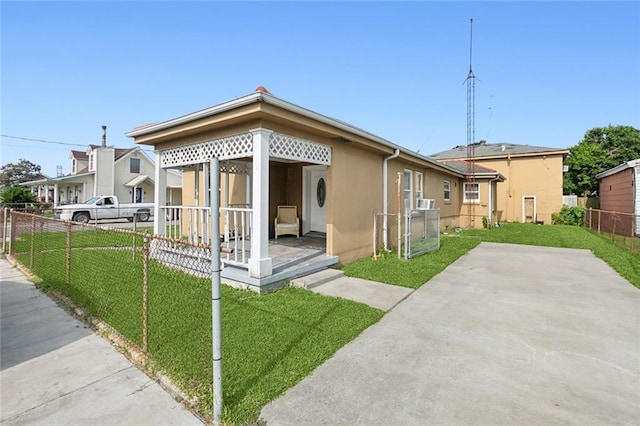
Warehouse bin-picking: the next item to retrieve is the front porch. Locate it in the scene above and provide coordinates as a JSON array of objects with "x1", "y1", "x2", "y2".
[
  {"x1": 150, "y1": 127, "x2": 334, "y2": 291},
  {"x1": 156, "y1": 209, "x2": 338, "y2": 291}
]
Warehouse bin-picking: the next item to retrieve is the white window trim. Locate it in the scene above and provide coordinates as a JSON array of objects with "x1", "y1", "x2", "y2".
[
  {"x1": 443, "y1": 180, "x2": 451, "y2": 202},
  {"x1": 404, "y1": 169, "x2": 413, "y2": 210},
  {"x1": 88, "y1": 152, "x2": 95, "y2": 171},
  {"x1": 463, "y1": 182, "x2": 480, "y2": 204},
  {"x1": 415, "y1": 172, "x2": 423, "y2": 206}
]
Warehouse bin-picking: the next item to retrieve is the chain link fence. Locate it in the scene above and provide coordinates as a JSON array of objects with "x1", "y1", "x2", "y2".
[
  {"x1": 372, "y1": 208, "x2": 440, "y2": 259},
  {"x1": 584, "y1": 208, "x2": 639, "y2": 253},
  {"x1": 8, "y1": 211, "x2": 215, "y2": 367},
  {"x1": 403, "y1": 208, "x2": 440, "y2": 259}
]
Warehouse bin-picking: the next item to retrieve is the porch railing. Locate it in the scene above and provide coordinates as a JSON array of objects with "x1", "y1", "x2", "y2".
[{"x1": 160, "y1": 205, "x2": 253, "y2": 267}]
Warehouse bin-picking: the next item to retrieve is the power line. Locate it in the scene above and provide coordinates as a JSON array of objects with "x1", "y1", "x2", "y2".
[
  {"x1": 1, "y1": 134, "x2": 86, "y2": 147},
  {"x1": 1, "y1": 134, "x2": 156, "y2": 154}
]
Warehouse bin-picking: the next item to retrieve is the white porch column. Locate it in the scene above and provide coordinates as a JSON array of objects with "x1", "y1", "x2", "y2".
[
  {"x1": 154, "y1": 151, "x2": 167, "y2": 236},
  {"x1": 248, "y1": 128, "x2": 272, "y2": 278},
  {"x1": 44, "y1": 185, "x2": 50, "y2": 203},
  {"x1": 53, "y1": 184, "x2": 59, "y2": 208}
]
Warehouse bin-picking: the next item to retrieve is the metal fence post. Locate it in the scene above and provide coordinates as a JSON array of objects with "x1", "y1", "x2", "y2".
[
  {"x1": 30, "y1": 216, "x2": 35, "y2": 269},
  {"x1": 632, "y1": 215, "x2": 636, "y2": 253},
  {"x1": 142, "y1": 236, "x2": 149, "y2": 352},
  {"x1": 2, "y1": 207, "x2": 8, "y2": 253},
  {"x1": 9, "y1": 211, "x2": 16, "y2": 256},
  {"x1": 66, "y1": 222, "x2": 72, "y2": 285},
  {"x1": 404, "y1": 208, "x2": 410, "y2": 260},
  {"x1": 373, "y1": 212, "x2": 378, "y2": 259},
  {"x1": 396, "y1": 172, "x2": 402, "y2": 259},
  {"x1": 210, "y1": 157, "x2": 223, "y2": 426},
  {"x1": 597, "y1": 209, "x2": 601, "y2": 234},
  {"x1": 132, "y1": 214, "x2": 137, "y2": 260}
]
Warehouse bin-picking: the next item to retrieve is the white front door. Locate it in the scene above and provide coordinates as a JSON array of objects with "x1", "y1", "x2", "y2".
[{"x1": 303, "y1": 166, "x2": 328, "y2": 234}]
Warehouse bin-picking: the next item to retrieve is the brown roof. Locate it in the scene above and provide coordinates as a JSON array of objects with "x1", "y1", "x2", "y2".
[
  {"x1": 70, "y1": 150, "x2": 88, "y2": 160},
  {"x1": 439, "y1": 160, "x2": 500, "y2": 175},
  {"x1": 430, "y1": 142, "x2": 568, "y2": 160},
  {"x1": 115, "y1": 148, "x2": 135, "y2": 160}
]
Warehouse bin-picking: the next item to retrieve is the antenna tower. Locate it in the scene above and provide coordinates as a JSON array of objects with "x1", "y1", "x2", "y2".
[
  {"x1": 56, "y1": 165, "x2": 63, "y2": 177},
  {"x1": 465, "y1": 18, "x2": 477, "y2": 228}
]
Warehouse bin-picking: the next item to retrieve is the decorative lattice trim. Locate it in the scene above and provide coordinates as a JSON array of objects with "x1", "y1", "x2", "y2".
[
  {"x1": 161, "y1": 133, "x2": 253, "y2": 168},
  {"x1": 221, "y1": 160, "x2": 251, "y2": 175},
  {"x1": 160, "y1": 130, "x2": 332, "y2": 168},
  {"x1": 269, "y1": 133, "x2": 331, "y2": 165}
]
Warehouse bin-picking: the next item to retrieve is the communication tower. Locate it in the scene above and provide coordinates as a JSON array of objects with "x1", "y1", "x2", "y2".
[{"x1": 465, "y1": 18, "x2": 477, "y2": 228}]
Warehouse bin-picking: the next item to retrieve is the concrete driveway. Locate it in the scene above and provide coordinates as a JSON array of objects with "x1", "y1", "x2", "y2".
[{"x1": 260, "y1": 242, "x2": 640, "y2": 425}]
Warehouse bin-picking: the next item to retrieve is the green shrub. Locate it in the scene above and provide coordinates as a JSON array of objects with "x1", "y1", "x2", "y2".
[
  {"x1": 551, "y1": 206, "x2": 585, "y2": 226},
  {"x1": 0, "y1": 186, "x2": 36, "y2": 204}
]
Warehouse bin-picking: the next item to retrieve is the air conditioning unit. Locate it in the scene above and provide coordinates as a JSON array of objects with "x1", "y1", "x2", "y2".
[{"x1": 416, "y1": 198, "x2": 435, "y2": 210}]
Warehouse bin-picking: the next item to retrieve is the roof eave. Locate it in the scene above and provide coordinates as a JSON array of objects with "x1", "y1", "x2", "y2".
[{"x1": 596, "y1": 159, "x2": 640, "y2": 179}]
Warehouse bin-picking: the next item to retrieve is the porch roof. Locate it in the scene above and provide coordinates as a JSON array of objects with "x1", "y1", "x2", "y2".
[{"x1": 124, "y1": 174, "x2": 153, "y2": 187}]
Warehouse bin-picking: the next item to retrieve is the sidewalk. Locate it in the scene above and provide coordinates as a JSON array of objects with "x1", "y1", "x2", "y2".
[{"x1": 0, "y1": 257, "x2": 202, "y2": 425}]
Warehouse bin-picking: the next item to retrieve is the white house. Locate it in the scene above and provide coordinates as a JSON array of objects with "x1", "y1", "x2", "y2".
[{"x1": 22, "y1": 128, "x2": 182, "y2": 207}]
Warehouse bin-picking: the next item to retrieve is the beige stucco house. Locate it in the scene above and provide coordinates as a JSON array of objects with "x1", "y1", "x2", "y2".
[
  {"x1": 22, "y1": 134, "x2": 182, "y2": 207},
  {"x1": 126, "y1": 87, "x2": 504, "y2": 290},
  {"x1": 430, "y1": 142, "x2": 569, "y2": 225}
]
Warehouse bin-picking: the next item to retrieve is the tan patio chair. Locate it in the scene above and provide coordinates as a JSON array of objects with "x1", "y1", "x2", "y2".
[{"x1": 274, "y1": 205, "x2": 299, "y2": 238}]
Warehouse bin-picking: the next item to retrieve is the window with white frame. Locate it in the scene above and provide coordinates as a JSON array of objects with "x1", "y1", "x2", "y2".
[
  {"x1": 443, "y1": 180, "x2": 451, "y2": 202},
  {"x1": 403, "y1": 170, "x2": 413, "y2": 210},
  {"x1": 463, "y1": 182, "x2": 480, "y2": 203},
  {"x1": 88, "y1": 152, "x2": 95, "y2": 171},
  {"x1": 415, "y1": 172, "x2": 423, "y2": 206},
  {"x1": 72, "y1": 158, "x2": 77, "y2": 174}
]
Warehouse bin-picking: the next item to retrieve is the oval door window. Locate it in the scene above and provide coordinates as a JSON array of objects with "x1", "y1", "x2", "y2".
[{"x1": 316, "y1": 178, "x2": 326, "y2": 208}]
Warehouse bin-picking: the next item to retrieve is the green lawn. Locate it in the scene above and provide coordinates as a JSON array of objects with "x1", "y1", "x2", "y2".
[
  {"x1": 342, "y1": 236, "x2": 480, "y2": 288},
  {"x1": 344, "y1": 223, "x2": 640, "y2": 289}
]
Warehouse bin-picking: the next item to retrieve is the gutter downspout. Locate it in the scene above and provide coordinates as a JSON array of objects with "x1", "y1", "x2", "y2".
[
  {"x1": 488, "y1": 175, "x2": 501, "y2": 224},
  {"x1": 383, "y1": 149, "x2": 400, "y2": 250}
]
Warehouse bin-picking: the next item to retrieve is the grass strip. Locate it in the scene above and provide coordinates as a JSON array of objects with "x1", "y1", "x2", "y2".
[{"x1": 342, "y1": 236, "x2": 480, "y2": 288}]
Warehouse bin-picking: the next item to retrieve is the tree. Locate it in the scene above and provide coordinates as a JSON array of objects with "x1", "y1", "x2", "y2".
[
  {"x1": 0, "y1": 186, "x2": 37, "y2": 204},
  {"x1": 0, "y1": 159, "x2": 44, "y2": 189},
  {"x1": 564, "y1": 125, "x2": 640, "y2": 196}
]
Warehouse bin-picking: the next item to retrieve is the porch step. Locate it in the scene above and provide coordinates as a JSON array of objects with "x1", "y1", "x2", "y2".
[{"x1": 290, "y1": 268, "x2": 345, "y2": 289}]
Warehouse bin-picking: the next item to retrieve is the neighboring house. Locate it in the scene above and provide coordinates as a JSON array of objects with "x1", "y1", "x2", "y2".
[
  {"x1": 596, "y1": 159, "x2": 640, "y2": 235},
  {"x1": 429, "y1": 142, "x2": 569, "y2": 225},
  {"x1": 126, "y1": 87, "x2": 504, "y2": 291},
  {"x1": 22, "y1": 138, "x2": 182, "y2": 207}
]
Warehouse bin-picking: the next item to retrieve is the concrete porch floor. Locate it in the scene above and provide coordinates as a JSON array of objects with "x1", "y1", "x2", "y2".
[{"x1": 221, "y1": 233, "x2": 339, "y2": 292}]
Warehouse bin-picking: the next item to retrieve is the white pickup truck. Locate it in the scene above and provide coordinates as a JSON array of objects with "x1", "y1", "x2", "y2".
[{"x1": 55, "y1": 195, "x2": 154, "y2": 223}]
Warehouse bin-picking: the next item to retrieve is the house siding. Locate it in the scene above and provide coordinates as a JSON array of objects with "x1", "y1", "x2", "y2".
[
  {"x1": 470, "y1": 154, "x2": 564, "y2": 224},
  {"x1": 599, "y1": 168, "x2": 634, "y2": 214}
]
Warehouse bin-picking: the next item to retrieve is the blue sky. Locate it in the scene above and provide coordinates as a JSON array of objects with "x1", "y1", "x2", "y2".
[{"x1": 2, "y1": 1, "x2": 639, "y2": 177}]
